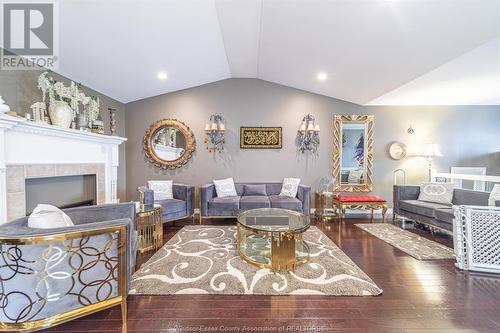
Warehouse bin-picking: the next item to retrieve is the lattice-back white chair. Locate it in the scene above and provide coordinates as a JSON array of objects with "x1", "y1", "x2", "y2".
[{"x1": 453, "y1": 205, "x2": 500, "y2": 274}]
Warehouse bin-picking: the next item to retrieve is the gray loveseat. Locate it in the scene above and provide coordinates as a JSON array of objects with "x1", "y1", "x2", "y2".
[
  {"x1": 138, "y1": 183, "x2": 195, "y2": 223},
  {"x1": 393, "y1": 185, "x2": 499, "y2": 232},
  {"x1": 200, "y1": 182, "x2": 311, "y2": 222}
]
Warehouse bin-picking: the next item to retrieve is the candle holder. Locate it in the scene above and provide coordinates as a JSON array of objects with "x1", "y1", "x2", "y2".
[
  {"x1": 297, "y1": 114, "x2": 320, "y2": 153},
  {"x1": 204, "y1": 114, "x2": 226, "y2": 153},
  {"x1": 109, "y1": 108, "x2": 116, "y2": 135}
]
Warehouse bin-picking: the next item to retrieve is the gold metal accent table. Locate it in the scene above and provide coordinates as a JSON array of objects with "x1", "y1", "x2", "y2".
[
  {"x1": 136, "y1": 204, "x2": 163, "y2": 253},
  {"x1": 315, "y1": 191, "x2": 337, "y2": 220},
  {"x1": 237, "y1": 208, "x2": 310, "y2": 272}
]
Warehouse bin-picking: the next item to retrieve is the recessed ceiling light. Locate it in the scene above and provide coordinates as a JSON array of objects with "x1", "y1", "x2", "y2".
[
  {"x1": 157, "y1": 72, "x2": 168, "y2": 80},
  {"x1": 317, "y1": 72, "x2": 327, "y2": 81}
]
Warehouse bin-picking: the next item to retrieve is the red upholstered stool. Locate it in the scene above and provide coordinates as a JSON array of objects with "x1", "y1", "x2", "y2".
[{"x1": 332, "y1": 195, "x2": 388, "y2": 223}]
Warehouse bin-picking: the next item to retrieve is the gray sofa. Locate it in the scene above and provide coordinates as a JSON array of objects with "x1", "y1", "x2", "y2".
[
  {"x1": 138, "y1": 183, "x2": 195, "y2": 223},
  {"x1": 393, "y1": 185, "x2": 499, "y2": 232},
  {"x1": 0, "y1": 203, "x2": 136, "y2": 329},
  {"x1": 200, "y1": 182, "x2": 311, "y2": 221}
]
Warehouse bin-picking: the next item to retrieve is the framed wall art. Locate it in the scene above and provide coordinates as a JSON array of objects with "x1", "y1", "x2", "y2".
[{"x1": 240, "y1": 127, "x2": 282, "y2": 149}]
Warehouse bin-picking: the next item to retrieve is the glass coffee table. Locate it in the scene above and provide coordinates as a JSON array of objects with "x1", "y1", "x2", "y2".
[{"x1": 236, "y1": 208, "x2": 310, "y2": 272}]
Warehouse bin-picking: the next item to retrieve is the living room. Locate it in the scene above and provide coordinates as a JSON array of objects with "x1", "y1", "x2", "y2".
[{"x1": 1, "y1": 0, "x2": 500, "y2": 332}]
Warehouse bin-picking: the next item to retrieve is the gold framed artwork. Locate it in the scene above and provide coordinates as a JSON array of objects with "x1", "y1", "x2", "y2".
[
  {"x1": 332, "y1": 115, "x2": 374, "y2": 192},
  {"x1": 240, "y1": 127, "x2": 282, "y2": 149}
]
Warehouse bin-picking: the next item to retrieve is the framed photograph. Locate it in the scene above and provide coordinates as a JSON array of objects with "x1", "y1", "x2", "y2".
[{"x1": 240, "y1": 127, "x2": 282, "y2": 149}]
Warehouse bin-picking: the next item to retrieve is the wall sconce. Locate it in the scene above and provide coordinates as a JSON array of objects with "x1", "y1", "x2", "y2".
[
  {"x1": 297, "y1": 114, "x2": 320, "y2": 153},
  {"x1": 204, "y1": 114, "x2": 226, "y2": 152}
]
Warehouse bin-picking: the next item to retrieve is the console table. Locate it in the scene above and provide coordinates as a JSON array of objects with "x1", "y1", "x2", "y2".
[{"x1": 332, "y1": 195, "x2": 388, "y2": 223}]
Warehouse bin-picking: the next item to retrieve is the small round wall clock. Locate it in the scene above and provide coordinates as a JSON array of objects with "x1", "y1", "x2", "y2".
[{"x1": 389, "y1": 142, "x2": 407, "y2": 160}]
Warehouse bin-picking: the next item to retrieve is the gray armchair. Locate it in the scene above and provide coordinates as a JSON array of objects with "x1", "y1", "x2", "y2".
[
  {"x1": 138, "y1": 183, "x2": 195, "y2": 223},
  {"x1": 0, "y1": 203, "x2": 136, "y2": 331}
]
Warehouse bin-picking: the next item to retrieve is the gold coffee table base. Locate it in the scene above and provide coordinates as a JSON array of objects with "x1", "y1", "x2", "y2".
[{"x1": 236, "y1": 208, "x2": 310, "y2": 272}]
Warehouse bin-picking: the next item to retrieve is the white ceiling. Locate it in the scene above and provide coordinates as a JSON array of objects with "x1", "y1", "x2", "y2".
[{"x1": 56, "y1": 0, "x2": 500, "y2": 105}]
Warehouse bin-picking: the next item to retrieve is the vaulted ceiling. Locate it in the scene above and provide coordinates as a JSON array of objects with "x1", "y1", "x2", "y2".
[{"x1": 58, "y1": 0, "x2": 500, "y2": 105}]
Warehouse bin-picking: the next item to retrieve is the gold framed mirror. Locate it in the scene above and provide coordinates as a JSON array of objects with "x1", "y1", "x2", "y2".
[
  {"x1": 143, "y1": 119, "x2": 196, "y2": 170},
  {"x1": 333, "y1": 115, "x2": 374, "y2": 192}
]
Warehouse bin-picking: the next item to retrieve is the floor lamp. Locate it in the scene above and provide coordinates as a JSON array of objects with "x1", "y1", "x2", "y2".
[{"x1": 421, "y1": 143, "x2": 442, "y2": 181}]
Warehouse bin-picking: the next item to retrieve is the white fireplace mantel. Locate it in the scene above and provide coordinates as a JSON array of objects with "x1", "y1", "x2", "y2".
[{"x1": 0, "y1": 113, "x2": 127, "y2": 224}]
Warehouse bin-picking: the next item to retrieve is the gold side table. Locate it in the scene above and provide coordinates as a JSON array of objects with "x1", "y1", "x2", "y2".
[
  {"x1": 315, "y1": 191, "x2": 337, "y2": 220},
  {"x1": 136, "y1": 204, "x2": 163, "y2": 253}
]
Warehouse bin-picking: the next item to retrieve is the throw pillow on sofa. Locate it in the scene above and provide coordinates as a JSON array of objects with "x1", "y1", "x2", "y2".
[
  {"x1": 28, "y1": 204, "x2": 74, "y2": 229},
  {"x1": 489, "y1": 184, "x2": 500, "y2": 206},
  {"x1": 214, "y1": 177, "x2": 238, "y2": 198},
  {"x1": 244, "y1": 184, "x2": 267, "y2": 196},
  {"x1": 418, "y1": 182, "x2": 454, "y2": 205},
  {"x1": 280, "y1": 178, "x2": 301, "y2": 198},
  {"x1": 148, "y1": 180, "x2": 173, "y2": 200}
]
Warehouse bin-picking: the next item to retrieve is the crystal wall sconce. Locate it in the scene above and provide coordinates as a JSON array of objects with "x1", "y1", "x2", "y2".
[
  {"x1": 297, "y1": 114, "x2": 320, "y2": 153},
  {"x1": 204, "y1": 114, "x2": 226, "y2": 152}
]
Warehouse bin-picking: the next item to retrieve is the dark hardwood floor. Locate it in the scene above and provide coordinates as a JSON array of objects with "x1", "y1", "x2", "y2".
[{"x1": 45, "y1": 217, "x2": 500, "y2": 332}]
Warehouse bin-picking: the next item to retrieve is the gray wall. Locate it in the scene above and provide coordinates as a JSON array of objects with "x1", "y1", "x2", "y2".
[
  {"x1": 0, "y1": 69, "x2": 127, "y2": 200},
  {"x1": 125, "y1": 78, "x2": 500, "y2": 206}
]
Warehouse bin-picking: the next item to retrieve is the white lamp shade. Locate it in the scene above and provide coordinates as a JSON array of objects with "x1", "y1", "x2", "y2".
[
  {"x1": 314, "y1": 124, "x2": 320, "y2": 132},
  {"x1": 210, "y1": 123, "x2": 218, "y2": 131},
  {"x1": 204, "y1": 123, "x2": 211, "y2": 131},
  {"x1": 299, "y1": 123, "x2": 306, "y2": 131},
  {"x1": 219, "y1": 123, "x2": 226, "y2": 131},
  {"x1": 306, "y1": 123, "x2": 314, "y2": 131},
  {"x1": 421, "y1": 144, "x2": 443, "y2": 158}
]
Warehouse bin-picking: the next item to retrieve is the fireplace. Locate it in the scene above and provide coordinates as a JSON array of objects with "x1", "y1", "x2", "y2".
[
  {"x1": 4, "y1": 163, "x2": 106, "y2": 221},
  {"x1": 25, "y1": 174, "x2": 97, "y2": 215},
  {"x1": 0, "y1": 113, "x2": 127, "y2": 224}
]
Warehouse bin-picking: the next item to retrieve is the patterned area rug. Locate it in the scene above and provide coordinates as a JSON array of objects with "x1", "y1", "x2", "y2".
[
  {"x1": 356, "y1": 223, "x2": 455, "y2": 260},
  {"x1": 130, "y1": 226, "x2": 382, "y2": 296}
]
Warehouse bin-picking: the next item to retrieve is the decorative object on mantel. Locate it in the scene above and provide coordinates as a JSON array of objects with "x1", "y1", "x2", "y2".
[
  {"x1": 240, "y1": 127, "x2": 282, "y2": 149},
  {"x1": 30, "y1": 102, "x2": 47, "y2": 123},
  {"x1": 388, "y1": 141, "x2": 407, "y2": 160},
  {"x1": 37, "y1": 71, "x2": 100, "y2": 130},
  {"x1": 109, "y1": 107, "x2": 117, "y2": 135},
  {"x1": 76, "y1": 110, "x2": 88, "y2": 130},
  {"x1": 91, "y1": 116, "x2": 105, "y2": 134},
  {"x1": 143, "y1": 118, "x2": 196, "y2": 169},
  {"x1": 297, "y1": 114, "x2": 320, "y2": 153},
  {"x1": 204, "y1": 114, "x2": 226, "y2": 152},
  {"x1": 421, "y1": 143, "x2": 442, "y2": 181},
  {"x1": 0, "y1": 96, "x2": 10, "y2": 113}
]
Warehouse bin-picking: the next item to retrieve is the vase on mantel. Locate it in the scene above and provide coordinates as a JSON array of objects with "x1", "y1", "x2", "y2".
[{"x1": 48, "y1": 100, "x2": 73, "y2": 128}]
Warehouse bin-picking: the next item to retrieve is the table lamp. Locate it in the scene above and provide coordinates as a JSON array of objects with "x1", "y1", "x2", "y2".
[{"x1": 421, "y1": 143, "x2": 442, "y2": 181}]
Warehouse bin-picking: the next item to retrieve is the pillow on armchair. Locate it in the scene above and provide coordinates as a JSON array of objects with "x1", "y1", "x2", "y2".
[
  {"x1": 28, "y1": 204, "x2": 74, "y2": 229},
  {"x1": 148, "y1": 180, "x2": 173, "y2": 200}
]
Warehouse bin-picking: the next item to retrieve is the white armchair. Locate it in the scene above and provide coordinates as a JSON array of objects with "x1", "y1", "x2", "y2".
[{"x1": 453, "y1": 205, "x2": 500, "y2": 274}]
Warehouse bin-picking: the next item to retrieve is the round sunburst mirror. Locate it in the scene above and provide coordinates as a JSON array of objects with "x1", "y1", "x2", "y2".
[{"x1": 143, "y1": 119, "x2": 196, "y2": 169}]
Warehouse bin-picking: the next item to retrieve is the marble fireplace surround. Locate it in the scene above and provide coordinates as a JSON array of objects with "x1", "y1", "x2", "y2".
[
  {"x1": 0, "y1": 114, "x2": 127, "y2": 224},
  {"x1": 6, "y1": 163, "x2": 105, "y2": 221}
]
